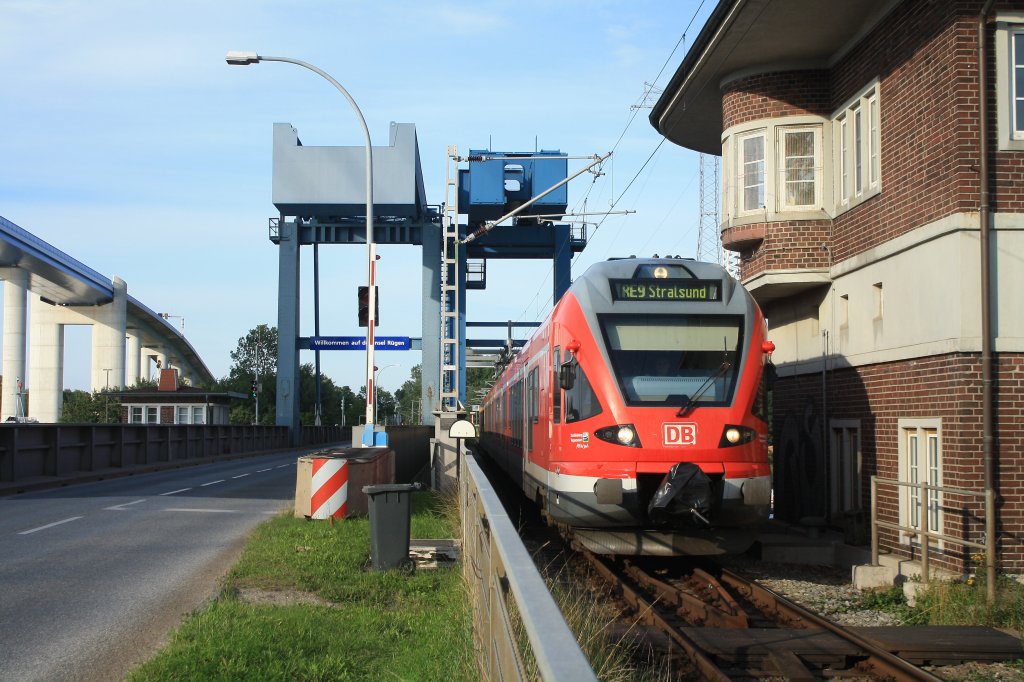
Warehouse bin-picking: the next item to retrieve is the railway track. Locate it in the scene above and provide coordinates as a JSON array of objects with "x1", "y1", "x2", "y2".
[{"x1": 581, "y1": 550, "x2": 1021, "y2": 681}]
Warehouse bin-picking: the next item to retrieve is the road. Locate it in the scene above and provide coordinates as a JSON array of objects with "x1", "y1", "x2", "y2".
[{"x1": 0, "y1": 451, "x2": 305, "y2": 682}]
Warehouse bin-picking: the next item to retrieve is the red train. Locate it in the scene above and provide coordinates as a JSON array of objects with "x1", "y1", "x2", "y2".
[{"x1": 478, "y1": 257, "x2": 775, "y2": 555}]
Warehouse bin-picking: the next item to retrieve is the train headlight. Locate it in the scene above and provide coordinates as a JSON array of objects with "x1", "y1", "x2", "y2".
[
  {"x1": 653, "y1": 265, "x2": 669, "y2": 279},
  {"x1": 719, "y1": 425, "x2": 756, "y2": 448},
  {"x1": 595, "y1": 424, "x2": 642, "y2": 448}
]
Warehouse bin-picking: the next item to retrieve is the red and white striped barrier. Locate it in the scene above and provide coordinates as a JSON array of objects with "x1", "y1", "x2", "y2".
[{"x1": 310, "y1": 457, "x2": 348, "y2": 519}]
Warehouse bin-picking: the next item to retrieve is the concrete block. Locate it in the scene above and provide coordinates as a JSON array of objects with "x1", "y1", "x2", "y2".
[
  {"x1": 903, "y1": 580, "x2": 924, "y2": 607},
  {"x1": 852, "y1": 563, "x2": 896, "y2": 589}
]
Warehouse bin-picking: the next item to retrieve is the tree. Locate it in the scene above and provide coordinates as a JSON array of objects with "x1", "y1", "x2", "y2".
[
  {"x1": 465, "y1": 367, "x2": 494, "y2": 411},
  {"x1": 229, "y1": 324, "x2": 277, "y2": 381},
  {"x1": 338, "y1": 385, "x2": 364, "y2": 428},
  {"x1": 60, "y1": 390, "x2": 108, "y2": 423},
  {"x1": 221, "y1": 324, "x2": 278, "y2": 425},
  {"x1": 395, "y1": 364, "x2": 422, "y2": 424}
]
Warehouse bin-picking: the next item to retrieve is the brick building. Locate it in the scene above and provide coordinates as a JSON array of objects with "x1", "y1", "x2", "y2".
[
  {"x1": 118, "y1": 369, "x2": 238, "y2": 425},
  {"x1": 651, "y1": 0, "x2": 1024, "y2": 572}
]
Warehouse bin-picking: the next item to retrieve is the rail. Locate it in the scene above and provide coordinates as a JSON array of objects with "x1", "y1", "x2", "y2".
[
  {"x1": 460, "y1": 451, "x2": 597, "y2": 681},
  {"x1": 0, "y1": 423, "x2": 345, "y2": 490},
  {"x1": 870, "y1": 475, "x2": 996, "y2": 603}
]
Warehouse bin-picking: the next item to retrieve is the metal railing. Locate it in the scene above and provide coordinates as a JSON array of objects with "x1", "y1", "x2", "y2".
[
  {"x1": 0, "y1": 423, "x2": 345, "y2": 488},
  {"x1": 870, "y1": 475, "x2": 996, "y2": 603},
  {"x1": 460, "y1": 452, "x2": 597, "y2": 681}
]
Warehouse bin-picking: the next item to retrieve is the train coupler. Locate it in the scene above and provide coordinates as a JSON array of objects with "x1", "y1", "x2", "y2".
[{"x1": 647, "y1": 462, "x2": 712, "y2": 527}]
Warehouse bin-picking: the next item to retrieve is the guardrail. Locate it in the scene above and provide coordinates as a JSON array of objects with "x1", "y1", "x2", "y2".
[
  {"x1": 460, "y1": 451, "x2": 597, "y2": 681},
  {"x1": 0, "y1": 423, "x2": 345, "y2": 487},
  {"x1": 870, "y1": 475, "x2": 996, "y2": 603}
]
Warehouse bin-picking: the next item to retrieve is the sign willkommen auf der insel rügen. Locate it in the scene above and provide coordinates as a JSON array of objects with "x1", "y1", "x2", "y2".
[{"x1": 309, "y1": 336, "x2": 412, "y2": 351}]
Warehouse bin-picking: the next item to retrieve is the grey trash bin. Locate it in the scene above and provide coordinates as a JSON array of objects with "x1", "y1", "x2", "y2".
[{"x1": 363, "y1": 483, "x2": 423, "y2": 571}]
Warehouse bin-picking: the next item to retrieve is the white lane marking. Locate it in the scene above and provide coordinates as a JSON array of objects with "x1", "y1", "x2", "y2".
[
  {"x1": 160, "y1": 488, "x2": 192, "y2": 496},
  {"x1": 257, "y1": 468, "x2": 272, "y2": 473},
  {"x1": 275, "y1": 464, "x2": 289, "y2": 469},
  {"x1": 105, "y1": 499, "x2": 147, "y2": 511},
  {"x1": 164, "y1": 508, "x2": 237, "y2": 513},
  {"x1": 232, "y1": 474, "x2": 250, "y2": 479},
  {"x1": 200, "y1": 480, "x2": 225, "y2": 487},
  {"x1": 18, "y1": 516, "x2": 84, "y2": 535}
]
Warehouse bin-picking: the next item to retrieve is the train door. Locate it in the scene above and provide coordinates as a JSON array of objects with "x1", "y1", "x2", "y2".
[{"x1": 551, "y1": 345, "x2": 562, "y2": 461}]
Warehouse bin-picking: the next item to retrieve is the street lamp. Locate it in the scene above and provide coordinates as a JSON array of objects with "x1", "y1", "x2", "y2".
[
  {"x1": 373, "y1": 364, "x2": 397, "y2": 426},
  {"x1": 226, "y1": 50, "x2": 379, "y2": 436}
]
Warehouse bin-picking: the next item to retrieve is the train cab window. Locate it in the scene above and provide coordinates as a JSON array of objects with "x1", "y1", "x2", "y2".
[
  {"x1": 564, "y1": 359, "x2": 602, "y2": 423},
  {"x1": 599, "y1": 314, "x2": 743, "y2": 408},
  {"x1": 553, "y1": 347, "x2": 562, "y2": 424}
]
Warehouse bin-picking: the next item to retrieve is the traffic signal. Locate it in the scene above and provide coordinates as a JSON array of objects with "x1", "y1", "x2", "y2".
[
  {"x1": 251, "y1": 381, "x2": 258, "y2": 398},
  {"x1": 358, "y1": 285, "x2": 379, "y2": 327}
]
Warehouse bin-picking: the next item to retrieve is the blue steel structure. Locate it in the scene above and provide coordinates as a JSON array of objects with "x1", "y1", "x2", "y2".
[{"x1": 268, "y1": 124, "x2": 583, "y2": 436}]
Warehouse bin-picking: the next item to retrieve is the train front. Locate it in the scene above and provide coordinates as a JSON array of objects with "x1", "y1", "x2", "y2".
[{"x1": 547, "y1": 258, "x2": 773, "y2": 556}]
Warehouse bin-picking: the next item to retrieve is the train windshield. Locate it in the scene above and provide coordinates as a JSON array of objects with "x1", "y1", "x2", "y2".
[{"x1": 599, "y1": 315, "x2": 744, "y2": 407}]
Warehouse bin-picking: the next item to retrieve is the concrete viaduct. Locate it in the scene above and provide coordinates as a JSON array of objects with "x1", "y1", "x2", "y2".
[{"x1": 0, "y1": 215, "x2": 213, "y2": 423}]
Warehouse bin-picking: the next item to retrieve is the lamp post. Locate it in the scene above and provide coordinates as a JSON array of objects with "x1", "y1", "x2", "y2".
[
  {"x1": 226, "y1": 50, "x2": 378, "y2": 435},
  {"x1": 373, "y1": 364, "x2": 397, "y2": 426}
]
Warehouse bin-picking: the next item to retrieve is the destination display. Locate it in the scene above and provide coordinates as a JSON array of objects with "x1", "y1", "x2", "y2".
[{"x1": 610, "y1": 279, "x2": 721, "y2": 302}]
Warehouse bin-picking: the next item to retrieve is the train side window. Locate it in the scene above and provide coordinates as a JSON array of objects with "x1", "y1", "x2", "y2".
[
  {"x1": 553, "y1": 347, "x2": 562, "y2": 424},
  {"x1": 565, "y1": 360, "x2": 602, "y2": 423}
]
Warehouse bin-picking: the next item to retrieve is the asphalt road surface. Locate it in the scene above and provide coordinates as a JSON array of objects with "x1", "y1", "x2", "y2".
[{"x1": 0, "y1": 451, "x2": 306, "y2": 682}]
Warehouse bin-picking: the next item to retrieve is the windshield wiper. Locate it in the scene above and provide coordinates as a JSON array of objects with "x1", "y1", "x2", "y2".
[{"x1": 676, "y1": 361, "x2": 731, "y2": 417}]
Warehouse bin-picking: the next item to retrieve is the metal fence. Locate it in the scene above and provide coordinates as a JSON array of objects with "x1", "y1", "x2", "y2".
[
  {"x1": 0, "y1": 423, "x2": 345, "y2": 486},
  {"x1": 870, "y1": 475, "x2": 996, "y2": 603},
  {"x1": 460, "y1": 451, "x2": 597, "y2": 681}
]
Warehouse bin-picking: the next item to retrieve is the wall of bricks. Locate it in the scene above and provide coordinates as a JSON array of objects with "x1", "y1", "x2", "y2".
[
  {"x1": 773, "y1": 352, "x2": 1024, "y2": 572},
  {"x1": 719, "y1": 0, "x2": 1024, "y2": 273},
  {"x1": 721, "y1": 70, "x2": 831, "y2": 130},
  {"x1": 736, "y1": 219, "x2": 832, "y2": 280}
]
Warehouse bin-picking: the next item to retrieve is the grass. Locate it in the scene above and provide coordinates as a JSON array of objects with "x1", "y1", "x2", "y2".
[
  {"x1": 854, "y1": 560, "x2": 1024, "y2": 633},
  {"x1": 520, "y1": 550, "x2": 671, "y2": 682},
  {"x1": 128, "y1": 492, "x2": 476, "y2": 682}
]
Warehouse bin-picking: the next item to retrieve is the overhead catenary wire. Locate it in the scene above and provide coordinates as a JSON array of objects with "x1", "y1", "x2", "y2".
[{"x1": 508, "y1": 1, "x2": 711, "y2": 328}]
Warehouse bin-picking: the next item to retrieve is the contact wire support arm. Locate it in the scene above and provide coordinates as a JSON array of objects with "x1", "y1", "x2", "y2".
[{"x1": 460, "y1": 152, "x2": 611, "y2": 245}]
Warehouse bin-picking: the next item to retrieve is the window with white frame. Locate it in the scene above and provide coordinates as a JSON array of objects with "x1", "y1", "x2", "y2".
[
  {"x1": 130, "y1": 406, "x2": 143, "y2": 424},
  {"x1": 830, "y1": 420, "x2": 862, "y2": 514},
  {"x1": 1015, "y1": 31, "x2": 1024, "y2": 138},
  {"x1": 778, "y1": 127, "x2": 821, "y2": 209},
  {"x1": 721, "y1": 137, "x2": 732, "y2": 222},
  {"x1": 192, "y1": 406, "x2": 206, "y2": 424},
  {"x1": 834, "y1": 82, "x2": 881, "y2": 210},
  {"x1": 146, "y1": 406, "x2": 159, "y2": 424},
  {"x1": 177, "y1": 406, "x2": 189, "y2": 424},
  {"x1": 737, "y1": 130, "x2": 766, "y2": 214},
  {"x1": 898, "y1": 419, "x2": 943, "y2": 545}
]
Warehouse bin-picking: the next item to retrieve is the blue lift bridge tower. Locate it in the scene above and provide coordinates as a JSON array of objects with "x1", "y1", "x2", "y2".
[{"x1": 268, "y1": 119, "x2": 603, "y2": 443}]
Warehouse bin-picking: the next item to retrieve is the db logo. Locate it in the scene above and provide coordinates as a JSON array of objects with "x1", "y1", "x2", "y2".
[{"x1": 663, "y1": 423, "x2": 697, "y2": 446}]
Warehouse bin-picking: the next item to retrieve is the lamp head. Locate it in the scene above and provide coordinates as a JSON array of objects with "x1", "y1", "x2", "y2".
[{"x1": 225, "y1": 51, "x2": 260, "y2": 65}]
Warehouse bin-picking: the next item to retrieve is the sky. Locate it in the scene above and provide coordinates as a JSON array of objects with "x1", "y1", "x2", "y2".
[{"x1": 0, "y1": 0, "x2": 716, "y2": 399}]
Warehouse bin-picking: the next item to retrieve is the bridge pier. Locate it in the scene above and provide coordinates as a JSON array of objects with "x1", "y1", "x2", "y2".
[
  {"x1": 89, "y1": 277, "x2": 127, "y2": 393},
  {"x1": 126, "y1": 332, "x2": 141, "y2": 385},
  {"x1": 27, "y1": 277, "x2": 128, "y2": 422},
  {"x1": 3, "y1": 268, "x2": 29, "y2": 420},
  {"x1": 28, "y1": 296, "x2": 65, "y2": 422}
]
